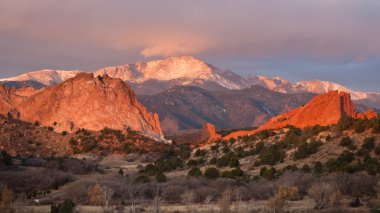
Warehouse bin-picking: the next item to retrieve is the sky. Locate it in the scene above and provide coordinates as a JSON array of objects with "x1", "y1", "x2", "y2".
[{"x1": 0, "y1": 0, "x2": 379, "y2": 91}]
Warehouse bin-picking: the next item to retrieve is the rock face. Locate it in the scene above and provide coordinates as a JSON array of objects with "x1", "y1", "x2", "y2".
[
  {"x1": 198, "y1": 123, "x2": 221, "y2": 143},
  {"x1": 224, "y1": 91, "x2": 379, "y2": 139},
  {"x1": 0, "y1": 73, "x2": 163, "y2": 140}
]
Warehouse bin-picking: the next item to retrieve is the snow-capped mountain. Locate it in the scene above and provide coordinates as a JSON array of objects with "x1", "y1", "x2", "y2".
[
  {"x1": 0, "y1": 70, "x2": 81, "y2": 86},
  {"x1": 293, "y1": 80, "x2": 368, "y2": 100},
  {"x1": 245, "y1": 76, "x2": 374, "y2": 100},
  {"x1": 94, "y1": 56, "x2": 248, "y2": 94},
  {"x1": 0, "y1": 56, "x2": 378, "y2": 105}
]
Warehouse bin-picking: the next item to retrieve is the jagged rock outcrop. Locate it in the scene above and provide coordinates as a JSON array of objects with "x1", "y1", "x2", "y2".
[
  {"x1": 0, "y1": 73, "x2": 163, "y2": 140},
  {"x1": 224, "y1": 91, "x2": 379, "y2": 139},
  {"x1": 198, "y1": 123, "x2": 221, "y2": 143}
]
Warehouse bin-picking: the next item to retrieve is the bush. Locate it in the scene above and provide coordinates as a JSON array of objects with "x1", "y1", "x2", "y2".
[
  {"x1": 194, "y1": 149, "x2": 207, "y2": 157},
  {"x1": 187, "y1": 167, "x2": 202, "y2": 177},
  {"x1": 134, "y1": 175, "x2": 150, "y2": 184},
  {"x1": 204, "y1": 167, "x2": 220, "y2": 179},
  {"x1": 216, "y1": 153, "x2": 239, "y2": 168},
  {"x1": 259, "y1": 144, "x2": 285, "y2": 165},
  {"x1": 293, "y1": 141, "x2": 322, "y2": 160},
  {"x1": 51, "y1": 199, "x2": 75, "y2": 213},
  {"x1": 301, "y1": 164, "x2": 311, "y2": 173},
  {"x1": 337, "y1": 116, "x2": 354, "y2": 131},
  {"x1": 313, "y1": 161, "x2": 323, "y2": 174},
  {"x1": 229, "y1": 158, "x2": 240, "y2": 168},
  {"x1": 260, "y1": 167, "x2": 277, "y2": 180},
  {"x1": 308, "y1": 182, "x2": 341, "y2": 210},
  {"x1": 221, "y1": 167, "x2": 244, "y2": 179},
  {"x1": 187, "y1": 159, "x2": 204, "y2": 167},
  {"x1": 339, "y1": 137, "x2": 352, "y2": 147},
  {"x1": 156, "y1": 172, "x2": 167, "y2": 183},
  {"x1": 362, "y1": 137, "x2": 375, "y2": 150},
  {"x1": 61, "y1": 131, "x2": 68, "y2": 136},
  {"x1": 1, "y1": 151, "x2": 12, "y2": 166},
  {"x1": 353, "y1": 119, "x2": 366, "y2": 133}
]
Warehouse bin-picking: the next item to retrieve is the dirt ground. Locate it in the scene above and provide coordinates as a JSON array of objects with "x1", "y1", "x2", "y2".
[{"x1": 12, "y1": 199, "x2": 372, "y2": 213}]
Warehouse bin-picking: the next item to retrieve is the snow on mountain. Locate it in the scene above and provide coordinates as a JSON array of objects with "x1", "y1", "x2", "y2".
[
  {"x1": 245, "y1": 75, "x2": 373, "y2": 100},
  {"x1": 0, "y1": 70, "x2": 81, "y2": 86},
  {"x1": 0, "y1": 56, "x2": 377, "y2": 102},
  {"x1": 94, "y1": 56, "x2": 248, "y2": 90},
  {"x1": 294, "y1": 80, "x2": 368, "y2": 100}
]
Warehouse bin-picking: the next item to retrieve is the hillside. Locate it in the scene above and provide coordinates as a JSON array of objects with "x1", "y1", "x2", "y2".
[{"x1": 139, "y1": 85, "x2": 316, "y2": 133}]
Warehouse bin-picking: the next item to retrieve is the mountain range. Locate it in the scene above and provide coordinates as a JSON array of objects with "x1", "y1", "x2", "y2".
[
  {"x1": 1, "y1": 56, "x2": 379, "y2": 133},
  {"x1": 1, "y1": 56, "x2": 378, "y2": 102}
]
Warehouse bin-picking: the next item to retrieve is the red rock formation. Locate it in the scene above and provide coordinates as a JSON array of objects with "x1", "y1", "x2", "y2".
[
  {"x1": 224, "y1": 91, "x2": 377, "y2": 140},
  {"x1": 198, "y1": 122, "x2": 221, "y2": 143},
  {"x1": 0, "y1": 73, "x2": 163, "y2": 140},
  {"x1": 357, "y1": 109, "x2": 379, "y2": 120}
]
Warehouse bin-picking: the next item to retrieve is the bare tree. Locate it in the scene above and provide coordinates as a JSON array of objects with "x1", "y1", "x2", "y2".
[
  {"x1": 102, "y1": 185, "x2": 114, "y2": 212},
  {"x1": 218, "y1": 189, "x2": 232, "y2": 213},
  {"x1": 233, "y1": 188, "x2": 243, "y2": 213},
  {"x1": 308, "y1": 182, "x2": 341, "y2": 210},
  {"x1": 0, "y1": 185, "x2": 13, "y2": 213},
  {"x1": 121, "y1": 175, "x2": 144, "y2": 213},
  {"x1": 181, "y1": 190, "x2": 195, "y2": 213},
  {"x1": 267, "y1": 186, "x2": 299, "y2": 213},
  {"x1": 88, "y1": 183, "x2": 103, "y2": 206},
  {"x1": 151, "y1": 183, "x2": 162, "y2": 213}
]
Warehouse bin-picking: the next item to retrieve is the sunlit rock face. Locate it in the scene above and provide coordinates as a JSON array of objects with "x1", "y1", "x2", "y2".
[
  {"x1": 0, "y1": 73, "x2": 163, "y2": 140},
  {"x1": 224, "y1": 91, "x2": 379, "y2": 140}
]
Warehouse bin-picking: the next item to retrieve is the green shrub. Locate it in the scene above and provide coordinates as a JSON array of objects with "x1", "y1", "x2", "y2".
[
  {"x1": 154, "y1": 157, "x2": 183, "y2": 172},
  {"x1": 229, "y1": 157, "x2": 240, "y2": 168},
  {"x1": 293, "y1": 141, "x2": 322, "y2": 160},
  {"x1": 194, "y1": 149, "x2": 207, "y2": 157},
  {"x1": 209, "y1": 157, "x2": 217, "y2": 164},
  {"x1": 221, "y1": 167, "x2": 244, "y2": 179},
  {"x1": 337, "y1": 116, "x2": 354, "y2": 131},
  {"x1": 281, "y1": 165, "x2": 298, "y2": 173},
  {"x1": 259, "y1": 167, "x2": 276, "y2": 180},
  {"x1": 187, "y1": 167, "x2": 202, "y2": 177},
  {"x1": 362, "y1": 137, "x2": 375, "y2": 150},
  {"x1": 313, "y1": 161, "x2": 323, "y2": 174},
  {"x1": 301, "y1": 164, "x2": 311, "y2": 173},
  {"x1": 155, "y1": 172, "x2": 167, "y2": 183},
  {"x1": 204, "y1": 167, "x2": 220, "y2": 179},
  {"x1": 284, "y1": 127, "x2": 302, "y2": 144},
  {"x1": 134, "y1": 175, "x2": 150, "y2": 184},
  {"x1": 1, "y1": 151, "x2": 12, "y2": 166},
  {"x1": 187, "y1": 159, "x2": 204, "y2": 167},
  {"x1": 51, "y1": 199, "x2": 75, "y2": 213},
  {"x1": 354, "y1": 121, "x2": 365, "y2": 133},
  {"x1": 339, "y1": 137, "x2": 352, "y2": 147},
  {"x1": 259, "y1": 144, "x2": 285, "y2": 165}
]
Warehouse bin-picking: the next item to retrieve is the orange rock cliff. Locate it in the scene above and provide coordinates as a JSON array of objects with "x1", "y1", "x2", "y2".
[
  {"x1": 0, "y1": 73, "x2": 163, "y2": 140},
  {"x1": 224, "y1": 91, "x2": 378, "y2": 140},
  {"x1": 198, "y1": 122, "x2": 221, "y2": 143}
]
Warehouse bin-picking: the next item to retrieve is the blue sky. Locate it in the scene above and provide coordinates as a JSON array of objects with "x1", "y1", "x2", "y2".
[{"x1": 0, "y1": 0, "x2": 379, "y2": 91}]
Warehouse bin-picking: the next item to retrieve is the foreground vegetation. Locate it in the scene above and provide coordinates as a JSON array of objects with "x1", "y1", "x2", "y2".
[{"x1": 0, "y1": 116, "x2": 380, "y2": 212}]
